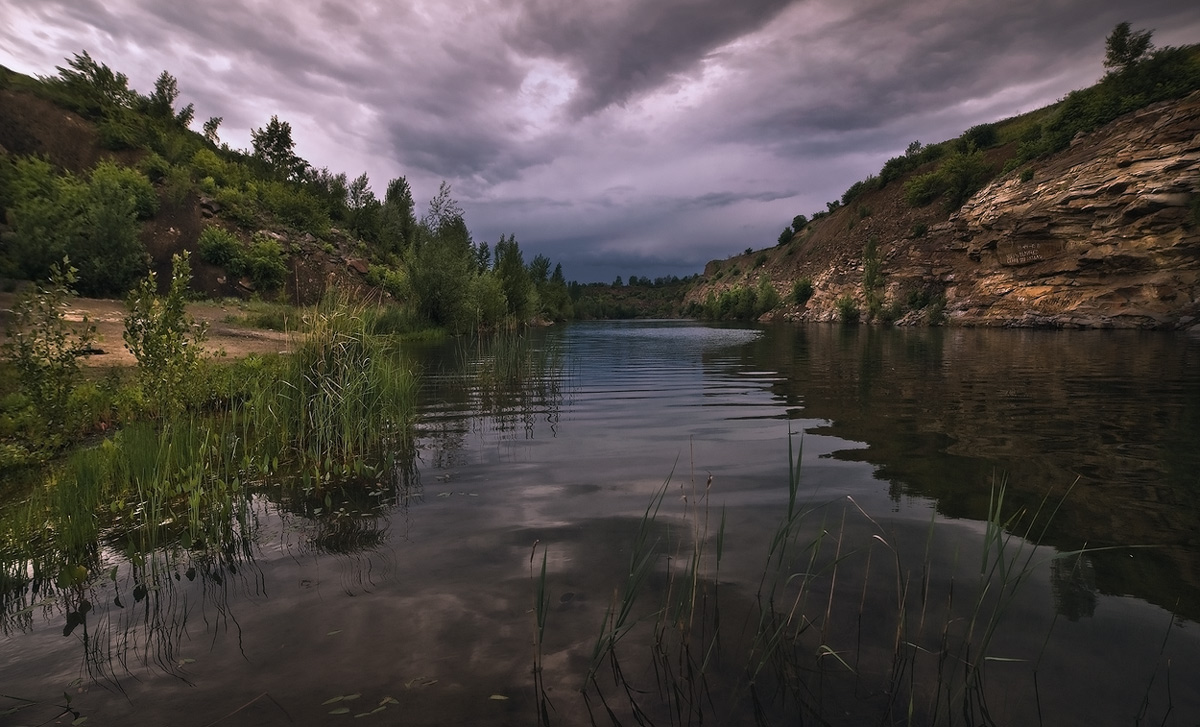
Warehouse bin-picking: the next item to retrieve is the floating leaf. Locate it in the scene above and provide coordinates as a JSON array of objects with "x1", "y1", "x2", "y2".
[
  {"x1": 327, "y1": 629, "x2": 343, "y2": 636},
  {"x1": 329, "y1": 707, "x2": 350, "y2": 715},
  {"x1": 489, "y1": 694, "x2": 509, "y2": 700},
  {"x1": 72, "y1": 718, "x2": 87, "y2": 726},
  {"x1": 177, "y1": 658, "x2": 196, "y2": 666},
  {"x1": 379, "y1": 697, "x2": 398, "y2": 706},
  {"x1": 343, "y1": 693, "x2": 361, "y2": 701},
  {"x1": 322, "y1": 696, "x2": 344, "y2": 705},
  {"x1": 437, "y1": 492, "x2": 451, "y2": 498}
]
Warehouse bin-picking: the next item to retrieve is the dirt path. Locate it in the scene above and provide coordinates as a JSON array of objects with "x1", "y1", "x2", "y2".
[{"x1": 0, "y1": 293, "x2": 291, "y2": 368}]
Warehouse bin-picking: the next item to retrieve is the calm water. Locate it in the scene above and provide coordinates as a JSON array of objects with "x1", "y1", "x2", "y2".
[{"x1": 2, "y1": 321, "x2": 1199, "y2": 725}]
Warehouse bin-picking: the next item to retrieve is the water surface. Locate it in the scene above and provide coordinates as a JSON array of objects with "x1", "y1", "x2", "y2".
[{"x1": 2, "y1": 321, "x2": 1198, "y2": 725}]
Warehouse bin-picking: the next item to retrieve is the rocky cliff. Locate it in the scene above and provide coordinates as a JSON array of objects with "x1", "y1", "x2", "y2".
[{"x1": 687, "y1": 91, "x2": 1200, "y2": 330}]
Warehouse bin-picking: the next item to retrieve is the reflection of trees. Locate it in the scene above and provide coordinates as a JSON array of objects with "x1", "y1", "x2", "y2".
[
  {"x1": 416, "y1": 331, "x2": 570, "y2": 467},
  {"x1": 746, "y1": 324, "x2": 1200, "y2": 622}
]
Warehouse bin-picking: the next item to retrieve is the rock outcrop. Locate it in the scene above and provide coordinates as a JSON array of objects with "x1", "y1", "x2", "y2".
[{"x1": 688, "y1": 92, "x2": 1200, "y2": 329}]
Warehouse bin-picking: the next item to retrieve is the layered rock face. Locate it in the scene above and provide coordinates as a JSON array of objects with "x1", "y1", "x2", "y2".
[
  {"x1": 942, "y1": 92, "x2": 1200, "y2": 329},
  {"x1": 689, "y1": 92, "x2": 1200, "y2": 329}
]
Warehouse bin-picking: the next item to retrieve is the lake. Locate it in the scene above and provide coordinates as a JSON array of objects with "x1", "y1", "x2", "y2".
[{"x1": 2, "y1": 320, "x2": 1199, "y2": 725}]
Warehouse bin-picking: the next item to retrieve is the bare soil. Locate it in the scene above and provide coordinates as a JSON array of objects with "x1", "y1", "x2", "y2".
[{"x1": 0, "y1": 292, "x2": 291, "y2": 368}]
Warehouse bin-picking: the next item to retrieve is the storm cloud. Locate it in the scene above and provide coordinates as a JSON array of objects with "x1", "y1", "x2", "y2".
[{"x1": 2, "y1": 0, "x2": 1197, "y2": 282}]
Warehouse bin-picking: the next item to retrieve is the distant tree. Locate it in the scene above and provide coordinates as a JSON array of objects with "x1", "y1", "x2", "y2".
[
  {"x1": 474, "y1": 240, "x2": 491, "y2": 272},
  {"x1": 777, "y1": 227, "x2": 793, "y2": 246},
  {"x1": 494, "y1": 234, "x2": 532, "y2": 319},
  {"x1": 791, "y1": 214, "x2": 808, "y2": 231},
  {"x1": 202, "y1": 116, "x2": 223, "y2": 145},
  {"x1": 613, "y1": 276, "x2": 623, "y2": 287},
  {"x1": 380, "y1": 176, "x2": 417, "y2": 255},
  {"x1": 145, "y1": 70, "x2": 193, "y2": 126},
  {"x1": 251, "y1": 115, "x2": 307, "y2": 180},
  {"x1": 529, "y1": 254, "x2": 551, "y2": 284},
  {"x1": 1104, "y1": 22, "x2": 1153, "y2": 73},
  {"x1": 347, "y1": 172, "x2": 380, "y2": 242}
]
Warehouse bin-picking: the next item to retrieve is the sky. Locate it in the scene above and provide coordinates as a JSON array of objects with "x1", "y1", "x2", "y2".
[{"x1": 2, "y1": 1, "x2": 1198, "y2": 283}]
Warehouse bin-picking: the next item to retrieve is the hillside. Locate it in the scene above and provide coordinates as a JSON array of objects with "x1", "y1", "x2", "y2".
[{"x1": 686, "y1": 39, "x2": 1200, "y2": 330}]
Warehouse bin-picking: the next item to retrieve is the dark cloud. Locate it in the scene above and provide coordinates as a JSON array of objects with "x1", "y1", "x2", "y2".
[
  {"x1": 508, "y1": 0, "x2": 795, "y2": 117},
  {"x1": 1, "y1": 0, "x2": 1198, "y2": 282}
]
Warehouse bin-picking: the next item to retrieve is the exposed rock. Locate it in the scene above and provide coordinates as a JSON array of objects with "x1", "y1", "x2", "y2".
[{"x1": 688, "y1": 92, "x2": 1200, "y2": 329}]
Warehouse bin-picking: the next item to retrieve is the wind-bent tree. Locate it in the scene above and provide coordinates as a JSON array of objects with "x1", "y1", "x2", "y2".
[{"x1": 1104, "y1": 22, "x2": 1154, "y2": 73}]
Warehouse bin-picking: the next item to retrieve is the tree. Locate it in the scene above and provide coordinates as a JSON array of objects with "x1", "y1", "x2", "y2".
[
  {"x1": 494, "y1": 234, "x2": 532, "y2": 319},
  {"x1": 777, "y1": 227, "x2": 793, "y2": 246},
  {"x1": 1104, "y1": 22, "x2": 1153, "y2": 73},
  {"x1": 529, "y1": 254, "x2": 551, "y2": 284},
  {"x1": 347, "y1": 172, "x2": 380, "y2": 242},
  {"x1": 251, "y1": 115, "x2": 307, "y2": 180},
  {"x1": 49, "y1": 51, "x2": 137, "y2": 119},
  {"x1": 203, "y1": 116, "x2": 223, "y2": 145},
  {"x1": 380, "y1": 176, "x2": 417, "y2": 255},
  {"x1": 791, "y1": 214, "x2": 808, "y2": 231}
]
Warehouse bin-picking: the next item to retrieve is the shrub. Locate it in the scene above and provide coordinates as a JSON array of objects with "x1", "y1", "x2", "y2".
[
  {"x1": 243, "y1": 235, "x2": 289, "y2": 290},
  {"x1": 910, "y1": 221, "x2": 928, "y2": 238},
  {"x1": 2, "y1": 261, "x2": 96, "y2": 448},
  {"x1": 835, "y1": 295, "x2": 859, "y2": 323},
  {"x1": 777, "y1": 227, "x2": 793, "y2": 246},
  {"x1": 198, "y1": 225, "x2": 241, "y2": 268},
  {"x1": 1020, "y1": 168, "x2": 1035, "y2": 183},
  {"x1": 902, "y1": 149, "x2": 992, "y2": 211},
  {"x1": 791, "y1": 278, "x2": 814, "y2": 305},
  {"x1": 123, "y1": 252, "x2": 208, "y2": 418},
  {"x1": 755, "y1": 276, "x2": 780, "y2": 314},
  {"x1": 960, "y1": 122, "x2": 998, "y2": 150},
  {"x1": 754, "y1": 252, "x2": 769, "y2": 268}
]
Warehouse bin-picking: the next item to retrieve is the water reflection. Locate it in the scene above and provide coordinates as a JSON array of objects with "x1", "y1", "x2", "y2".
[
  {"x1": 2, "y1": 320, "x2": 1198, "y2": 725},
  {"x1": 748, "y1": 324, "x2": 1200, "y2": 621}
]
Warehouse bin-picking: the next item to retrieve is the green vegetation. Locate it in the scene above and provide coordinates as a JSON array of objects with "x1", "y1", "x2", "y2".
[
  {"x1": 2, "y1": 157, "x2": 156, "y2": 295},
  {"x1": 688, "y1": 275, "x2": 781, "y2": 321},
  {"x1": 1, "y1": 261, "x2": 96, "y2": 456},
  {"x1": 861, "y1": 235, "x2": 884, "y2": 319},
  {"x1": 1, "y1": 52, "x2": 589, "y2": 332},
  {"x1": 835, "y1": 294, "x2": 860, "y2": 323},
  {"x1": 791, "y1": 277, "x2": 814, "y2": 305},
  {"x1": 123, "y1": 253, "x2": 209, "y2": 418}
]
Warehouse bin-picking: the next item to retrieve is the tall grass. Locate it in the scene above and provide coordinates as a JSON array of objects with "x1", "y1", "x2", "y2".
[
  {"x1": 568, "y1": 437, "x2": 1104, "y2": 726},
  {"x1": 240, "y1": 297, "x2": 417, "y2": 481}
]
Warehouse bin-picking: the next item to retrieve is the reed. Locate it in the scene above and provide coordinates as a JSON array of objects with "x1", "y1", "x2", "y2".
[
  {"x1": 568, "y1": 435, "x2": 1110, "y2": 726},
  {"x1": 241, "y1": 297, "x2": 417, "y2": 481}
]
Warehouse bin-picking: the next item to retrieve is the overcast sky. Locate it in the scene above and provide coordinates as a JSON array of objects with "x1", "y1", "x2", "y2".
[{"x1": 2, "y1": 1, "x2": 1197, "y2": 282}]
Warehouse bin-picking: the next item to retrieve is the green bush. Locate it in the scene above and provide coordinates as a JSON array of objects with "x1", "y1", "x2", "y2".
[
  {"x1": 835, "y1": 294, "x2": 859, "y2": 323},
  {"x1": 123, "y1": 253, "x2": 208, "y2": 418},
  {"x1": 791, "y1": 278, "x2": 813, "y2": 305},
  {"x1": 902, "y1": 149, "x2": 992, "y2": 211},
  {"x1": 198, "y1": 225, "x2": 241, "y2": 268},
  {"x1": 243, "y1": 235, "x2": 289, "y2": 289},
  {"x1": 2, "y1": 261, "x2": 96, "y2": 450}
]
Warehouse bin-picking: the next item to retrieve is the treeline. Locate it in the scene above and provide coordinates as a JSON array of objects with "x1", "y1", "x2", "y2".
[
  {"x1": 0, "y1": 53, "x2": 579, "y2": 331},
  {"x1": 569, "y1": 275, "x2": 699, "y2": 319}
]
